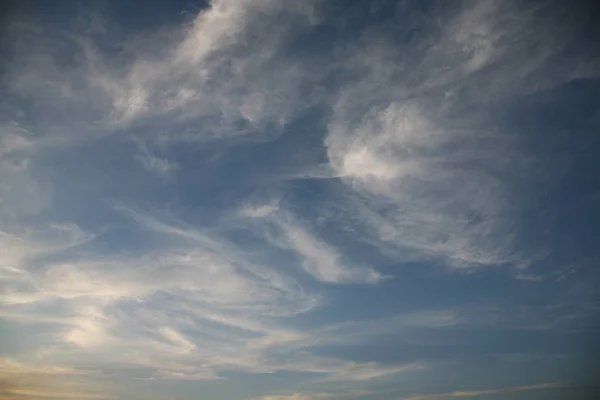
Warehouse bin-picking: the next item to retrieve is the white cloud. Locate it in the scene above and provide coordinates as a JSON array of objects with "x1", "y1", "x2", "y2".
[
  {"x1": 3, "y1": 0, "x2": 323, "y2": 145},
  {"x1": 5, "y1": 389, "x2": 114, "y2": 399},
  {"x1": 134, "y1": 138, "x2": 178, "y2": 178},
  {"x1": 256, "y1": 392, "x2": 366, "y2": 400},
  {"x1": 0, "y1": 359, "x2": 113, "y2": 400},
  {"x1": 1, "y1": 0, "x2": 597, "y2": 398},
  {"x1": 0, "y1": 359, "x2": 88, "y2": 376},
  {"x1": 61, "y1": 304, "x2": 111, "y2": 348},
  {"x1": 258, "y1": 394, "x2": 335, "y2": 400},
  {"x1": 0, "y1": 156, "x2": 50, "y2": 218},
  {"x1": 0, "y1": 223, "x2": 95, "y2": 304},
  {"x1": 315, "y1": 0, "x2": 600, "y2": 272},
  {"x1": 240, "y1": 202, "x2": 280, "y2": 219},
  {"x1": 1, "y1": 206, "x2": 408, "y2": 385},
  {"x1": 0, "y1": 123, "x2": 36, "y2": 156},
  {"x1": 447, "y1": 0, "x2": 500, "y2": 74},
  {"x1": 240, "y1": 205, "x2": 382, "y2": 284},
  {"x1": 321, "y1": 362, "x2": 424, "y2": 383},
  {"x1": 403, "y1": 382, "x2": 568, "y2": 400},
  {"x1": 326, "y1": 84, "x2": 519, "y2": 269},
  {"x1": 158, "y1": 327, "x2": 196, "y2": 354},
  {"x1": 275, "y1": 218, "x2": 380, "y2": 283},
  {"x1": 327, "y1": 102, "x2": 437, "y2": 184}
]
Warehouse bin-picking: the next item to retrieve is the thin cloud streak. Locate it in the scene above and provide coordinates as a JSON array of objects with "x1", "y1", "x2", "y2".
[
  {"x1": 404, "y1": 382, "x2": 569, "y2": 400},
  {"x1": 240, "y1": 203, "x2": 382, "y2": 283}
]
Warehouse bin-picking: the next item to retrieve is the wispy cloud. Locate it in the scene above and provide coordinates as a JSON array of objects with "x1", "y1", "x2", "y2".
[
  {"x1": 257, "y1": 395, "x2": 338, "y2": 400},
  {"x1": 1, "y1": 0, "x2": 598, "y2": 399},
  {"x1": 404, "y1": 382, "x2": 568, "y2": 400},
  {"x1": 0, "y1": 204, "x2": 408, "y2": 386},
  {"x1": 0, "y1": 359, "x2": 113, "y2": 400},
  {"x1": 240, "y1": 203, "x2": 382, "y2": 283},
  {"x1": 326, "y1": 89, "x2": 520, "y2": 269},
  {"x1": 317, "y1": 0, "x2": 600, "y2": 273},
  {"x1": 256, "y1": 390, "x2": 371, "y2": 400},
  {"x1": 134, "y1": 138, "x2": 178, "y2": 178},
  {"x1": 3, "y1": 0, "x2": 323, "y2": 145}
]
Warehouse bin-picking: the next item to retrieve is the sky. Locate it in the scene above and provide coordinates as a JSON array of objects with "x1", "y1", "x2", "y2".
[{"x1": 1, "y1": 0, "x2": 599, "y2": 399}]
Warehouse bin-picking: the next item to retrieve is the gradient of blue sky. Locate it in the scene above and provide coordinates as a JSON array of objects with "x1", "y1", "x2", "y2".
[{"x1": 1, "y1": 0, "x2": 599, "y2": 399}]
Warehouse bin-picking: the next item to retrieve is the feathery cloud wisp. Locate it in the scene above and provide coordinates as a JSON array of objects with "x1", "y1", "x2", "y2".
[{"x1": 404, "y1": 382, "x2": 568, "y2": 400}]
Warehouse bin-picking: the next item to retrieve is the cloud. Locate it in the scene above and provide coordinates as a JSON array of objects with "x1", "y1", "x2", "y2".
[
  {"x1": 404, "y1": 382, "x2": 568, "y2": 400},
  {"x1": 255, "y1": 389, "x2": 378, "y2": 400},
  {"x1": 0, "y1": 359, "x2": 112, "y2": 400},
  {"x1": 0, "y1": 155, "x2": 50, "y2": 218},
  {"x1": 240, "y1": 204, "x2": 382, "y2": 283},
  {"x1": 272, "y1": 217, "x2": 381, "y2": 283},
  {"x1": 3, "y1": 0, "x2": 323, "y2": 146},
  {"x1": 240, "y1": 202, "x2": 280, "y2": 219},
  {"x1": 2, "y1": 0, "x2": 598, "y2": 399},
  {"x1": 2, "y1": 201, "x2": 579, "y2": 393},
  {"x1": 256, "y1": 392, "x2": 367, "y2": 400},
  {"x1": 322, "y1": 17, "x2": 522, "y2": 268},
  {"x1": 0, "y1": 205, "x2": 408, "y2": 385},
  {"x1": 158, "y1": 327, "x2": 196, "y2": 354},
  {"x1": 295, "y1": 303, "x2": 595, "y2": 349},
  {"x1": 318, "y1": 0, "x2": 600, "y2": 274},
  {"x1": 134, "y1": 138, "x2": 178, "y2": 178},
  {"x1": 258, "y1": 395, "x2": 336, "y2": 400},
  {"x1": 0, "y1": 223, "x2": 95, "y2": 304},
  {"x1": 321, "y1": 362, "x2": 424, "y2": 383},
  {"x1": 451, "y1": 383, "x2": 565, "y2": 397}
]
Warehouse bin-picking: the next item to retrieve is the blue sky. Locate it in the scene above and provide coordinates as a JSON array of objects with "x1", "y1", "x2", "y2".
[{"x1": 1, "y1": 0, "x2": 599, "y2": 399}]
